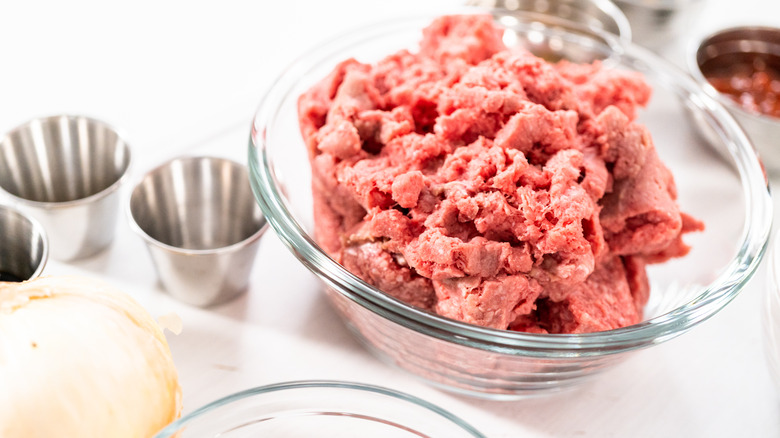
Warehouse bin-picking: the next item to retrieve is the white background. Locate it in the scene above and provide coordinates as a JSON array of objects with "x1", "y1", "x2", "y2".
[{"x1": 1, "y1": 0, "x2": 779, "y2": 436}]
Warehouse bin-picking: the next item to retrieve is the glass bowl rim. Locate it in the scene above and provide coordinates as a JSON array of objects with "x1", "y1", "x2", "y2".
[
  {"x1": 153, "y1": 380, "x2": 487, "y2": 438},
  {"x1": 248, "y1": 12, "x2": 772, "y2": 356}
]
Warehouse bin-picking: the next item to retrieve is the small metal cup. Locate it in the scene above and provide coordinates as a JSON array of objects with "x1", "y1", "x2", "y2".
[
  {"x1": 128, "y1": 156, "x2": 267, "y2": 307},
  {"x1": 0, "y1": 115, "x2": 131, "y2": 261},
  {"x1": 469, "y1": 0, "x2": 632, "y2": 63},
  {"x1": 687, "y1": 26, "x2": 780, "y2": 170},
  {"x1": 613, "y1": 0, "x2": 705, "y2": 51},
  {"x1": 0, "y1": 205, "x2": 48, "y2": 282}
]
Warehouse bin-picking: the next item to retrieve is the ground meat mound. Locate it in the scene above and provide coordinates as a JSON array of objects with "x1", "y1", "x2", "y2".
[{"x1": 298, "y1": 14, "x2": 703, "y2": 334}]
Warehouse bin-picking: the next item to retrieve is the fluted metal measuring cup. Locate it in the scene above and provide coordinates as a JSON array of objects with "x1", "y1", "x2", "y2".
[
  {"x1": 128, "y1": 156, "x2": 267, "y2": 307},
  {"x1": 0, "y1": 204, "x2": 48, "y2": 282},
  {"x1": 0, "y1": 115, "x2": 131, "y2": 261}
]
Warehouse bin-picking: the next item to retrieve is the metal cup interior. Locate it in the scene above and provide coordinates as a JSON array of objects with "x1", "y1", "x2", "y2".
[
  {"x1": 0, "y1": 115, "x2": 131, "y2": 204},
  {"x1": 129, "y1": 156, "x2": 265, "y2": 251},
  {"x1": 695, "y1": 27, "x2": 780, "y2": 76},
  {"x1": 0, "y1": 205, "x2": 48, "y2": 282}
]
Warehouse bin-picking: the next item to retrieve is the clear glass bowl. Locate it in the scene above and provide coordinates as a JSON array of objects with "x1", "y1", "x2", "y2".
[
  {"x1": 248, "y1": 11, "x2": 772, "y2": 398},
  {"x1": 153, "y1": 381, "x2": 485, "y2": 438}
]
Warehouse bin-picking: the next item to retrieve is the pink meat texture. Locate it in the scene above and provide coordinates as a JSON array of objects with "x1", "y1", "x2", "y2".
[{"x1": 298, "y1": 15, "x2": 703, "y2": 334}]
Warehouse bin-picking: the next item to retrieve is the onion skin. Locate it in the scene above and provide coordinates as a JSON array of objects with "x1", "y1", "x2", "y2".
[{"x1": 0, "y1": 276, "x2": 182, "y2": 437}]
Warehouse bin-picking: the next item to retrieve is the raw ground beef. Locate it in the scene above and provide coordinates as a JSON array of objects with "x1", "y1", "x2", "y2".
[{"x1": 298, "y1": 14, "x2": 703, "y2": 334}]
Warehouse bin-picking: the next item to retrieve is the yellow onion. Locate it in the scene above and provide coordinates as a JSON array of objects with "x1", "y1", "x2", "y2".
[{"x1": 0, "y1": 276, "x2": 182, "y2": 437}]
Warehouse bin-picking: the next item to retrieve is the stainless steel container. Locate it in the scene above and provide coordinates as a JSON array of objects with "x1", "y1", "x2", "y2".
[
  {"x1": 613, "y1": 0, "x2": 705, "y2": 51},
  {"x1": 0, "y1": 115, "x2": 131, "y2": 261},
  {"x1": 468, "y1": 0, "x2": 632, "y2": 60},
  {"x1": 688, "y1": 26, "x2": 780, "y2": 171},
  {"x1": 128, "y1": 156, "x2": 267, "y2": 307},
  {"x1": 0, "y1": 205, "x2": 48, "y2": 282}
]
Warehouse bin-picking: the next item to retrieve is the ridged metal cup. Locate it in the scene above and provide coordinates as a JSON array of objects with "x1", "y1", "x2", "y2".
[
  {"x1": 0, "y1": 205, "x2": 48, "y2": 282},
  {"x1": 0, "y1": 115, "x2": 131, "y2": 261},
  {"x1": 128, "y1": 156, "x2": 267, "y2": 307}
]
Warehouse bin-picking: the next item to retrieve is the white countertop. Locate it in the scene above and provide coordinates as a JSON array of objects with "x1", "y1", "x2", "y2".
[{"x1": 1, "y1": 0, "x2": 778, "y2": 436}]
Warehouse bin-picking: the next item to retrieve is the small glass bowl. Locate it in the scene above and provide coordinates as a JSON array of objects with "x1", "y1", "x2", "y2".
[
  {"x1": 153, "y1": 381, "x2": 486, "y2": 438},
  {"x1": 249, "y1": 11, "x2": 772, "y2": 397}
]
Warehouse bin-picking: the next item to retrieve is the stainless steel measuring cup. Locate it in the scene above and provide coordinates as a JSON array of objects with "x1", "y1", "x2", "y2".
[
  {"x1": 0, "y1": 115, "x2": 131, "y2": 261},
  {"x1": 128, "y1": 156, "x2": 267, "y2": 307},
  {"x1": 0, "y1": 204, "x2": 48, "y2": 282}
]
